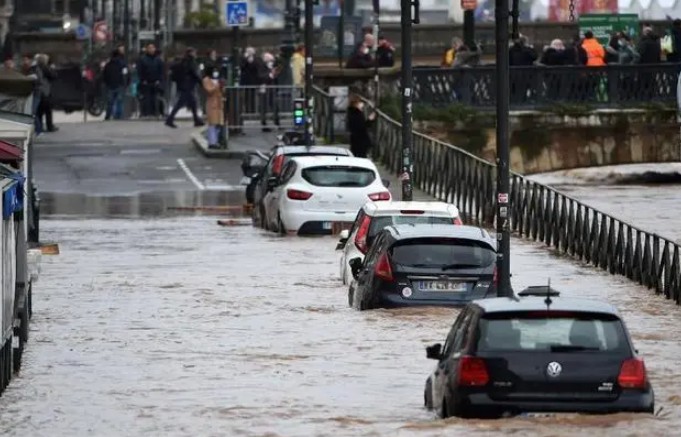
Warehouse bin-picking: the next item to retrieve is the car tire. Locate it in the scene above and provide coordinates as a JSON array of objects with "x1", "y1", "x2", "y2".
[
  {"x1": 348, "y1": 287, "x2": 353, "y2": 307},
  {"x1": 441, "y1": 398, "x2": 449, "y2": 419},
  {"x1": 424, "y1": 378, "x2": 432, "y2": 409},
  {"x1": 277, "y1": 214, "x2": 286, "y2": 236},
  {"x1": 258, "y1": 204, "x2": 267, "y2": 229}
]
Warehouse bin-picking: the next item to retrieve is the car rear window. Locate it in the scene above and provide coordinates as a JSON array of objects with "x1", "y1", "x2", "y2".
[
  {"x1": 368, "y1": 216, "x2": 454, "y2": 239},
  {"x1": 390, "y1": 239, "x2": 495, "y2": 268},
  {"x1": 476, "y1": 311, "x2": 629, "y2": 353},
  {"x1": 302, "y1": 166, "x2": 376, "y2": 187}
]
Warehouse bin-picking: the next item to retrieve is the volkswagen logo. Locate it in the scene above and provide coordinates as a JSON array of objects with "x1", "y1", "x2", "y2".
[{"x1": 546, "y1": 361, "x2": 562, "y2": 377}]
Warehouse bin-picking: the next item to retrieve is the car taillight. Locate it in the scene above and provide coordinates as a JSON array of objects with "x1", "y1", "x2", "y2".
[
  {"x1": 618, "y1": 358, "x2": 647, "y2": 389},
  {"x1": 453, "y1": 217, "x2": 463, "y2": 225},
  {"x1": 272, "y1": 155, "x2": 285, "y2": 175},
  {"x1": 368, "y1": 191, "x2": 391, "y2": 201},
  {"x1": 354, "y1": 216, "x2": 371, "y2": 254},
  {"x1": 457, "y1": 356, "x2": 489, "y2": 386},
  {"x1": 287, "y1": 189, "x2": 313, "y2": 200},
  {"x1": 374, "y1": 253, "x2": 393, "y2": 281}
]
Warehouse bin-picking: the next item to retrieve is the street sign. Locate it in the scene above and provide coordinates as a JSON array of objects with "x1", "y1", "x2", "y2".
[
  {"x1": 75, "y1": 24, "x2": 91, "y2": 41},
  {"x1": 293, "y1": 99, "x2": 305, "y2": 127},
  {"x1": 461, "y1": 0, "x2": 477, "y2": 10},
  {"x1": 578, "y1": 14, "x2": 639, "y2": 46},
  {"x1": 93, "y1": 21, "x2": 109, "y2": 42},
  {"x1": 226, "y1": 1, "x2": 249, "y2": 27}
]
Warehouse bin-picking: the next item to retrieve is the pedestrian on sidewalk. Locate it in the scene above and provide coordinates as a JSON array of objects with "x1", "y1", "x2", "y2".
[
  {"x1": 202, "y1": 66, "x2": 225, "y2": 149},
  {"x1": 36, "y1": 54, "x2": 58, "y2": 133},
  {"x1": 165, "y1": 48, "x2": 204, "y2": 128},
  {"x1": 346, "y1": 94, "x2": 376, "y2": 158},
  {"x1": 103, "y1": 45, "x2": 129, "y2": 120},
  {"x1": 137, "y1": 43, "x2": 164, "y2": 118}
]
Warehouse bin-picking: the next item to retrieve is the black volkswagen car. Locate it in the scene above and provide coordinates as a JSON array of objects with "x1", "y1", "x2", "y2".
[
  {"x1": 348, "y1": 224, "x2": 498, "y2": 310},
  {"x1": 424, "y1": 289, "x2": 655, "y2": 418}
]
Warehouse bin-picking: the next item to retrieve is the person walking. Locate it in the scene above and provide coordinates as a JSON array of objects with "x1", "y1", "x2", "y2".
[
  {"x1": 137, "y1": 43, "x2": 164, "y2": 118},
  {"x1": 102, "y1": 45, "x2": 129, "y2": 120},
  {"x1": 36, "y1": 54, "x2": 58, "y2": 133},
  {"x1": 346, "y1": 94, "x2": 375, "y2": 158},
  {"x1": 165, "y1": 48, "x2": 204, "y2": 128},
  {"x1": 202, "y1": 66, "x2": 225, "y2": 149}
]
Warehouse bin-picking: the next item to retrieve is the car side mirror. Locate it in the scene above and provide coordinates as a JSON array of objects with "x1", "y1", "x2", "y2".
[
  {"x1": 382, "y1": 178, "x2": 391, "y2": 188},
  {"x1": 267, "y1": 176, "x2": 278, "y2": 190},
  {"x1": 335, "y1": 229, "x2": 350, "y2": 250},
  {"x1": 349, "y1": 257, "x2": 363, "y2": 279},
  {"x1": 426, "y1": 343, "x2": 443, "y2": 360}
]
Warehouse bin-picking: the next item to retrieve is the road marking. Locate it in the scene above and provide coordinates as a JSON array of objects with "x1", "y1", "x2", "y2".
[{"x1": 177, "y1": 158, "x2": 206, "y2": 190}]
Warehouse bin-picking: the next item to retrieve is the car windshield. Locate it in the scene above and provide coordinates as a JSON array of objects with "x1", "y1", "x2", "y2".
[
  {"x1": 368, "y1": 216, "x2": 454, "y2": 240},
  {"x1": 390, "y1": 239, "x2": 495, "y2": 268},
  {"x1": 476, "y1": 311, "x2": 629, "y2": 352},
  {"x1": 302, "y1": 166, "x2": 376, "y2": 187}
]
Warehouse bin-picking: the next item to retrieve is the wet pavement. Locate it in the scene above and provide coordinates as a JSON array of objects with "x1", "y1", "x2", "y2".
[{"x1": 1, "y1": 125, "x2": 679, "y2": 435}]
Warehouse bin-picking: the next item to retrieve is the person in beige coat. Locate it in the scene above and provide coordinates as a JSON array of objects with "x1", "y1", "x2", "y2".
[{"x1": 202, "y1": 66, "x2": 225, "y2": 148}]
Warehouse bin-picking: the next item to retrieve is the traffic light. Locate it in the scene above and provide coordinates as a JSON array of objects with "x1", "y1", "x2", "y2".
[{"x1": 293, "y1": 98, "x2": 305, "y2": 127}]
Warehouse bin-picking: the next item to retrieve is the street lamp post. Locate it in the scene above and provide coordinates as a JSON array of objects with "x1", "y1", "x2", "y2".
[
  {"x1": 399, "y1": 0, "x2": 417, "y2": 201},
  {"x1": 303, "y1": 0, "x2": 313, "y2": 147},
  {"x1": 495, "y1": 0, "x2": 512, "y2": 297}
]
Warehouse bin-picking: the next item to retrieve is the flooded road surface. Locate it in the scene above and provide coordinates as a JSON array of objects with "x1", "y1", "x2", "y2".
[
  {"x1": 530, "y1": 163, "x2": 681, "y2": 242},
  {"x1": 0, "y1": 209, "x2": 679, "y2": 436}
]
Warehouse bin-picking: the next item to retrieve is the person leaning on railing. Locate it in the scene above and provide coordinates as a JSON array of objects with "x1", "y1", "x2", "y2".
[
  {"x1": 581, "y1": 31, "x2": 605, "y2": 66},
  {"x1": 346, "y1": 94, "x2": 376, "y2": 158}
]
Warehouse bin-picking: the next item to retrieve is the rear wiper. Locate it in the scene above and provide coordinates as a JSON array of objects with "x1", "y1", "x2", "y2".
[
  {"x1": 401, "y1": 263, "x2": 437, "y2": 268},
  {"x1": 550, "y1": 345, "x2": 600, "y2": 352},
  {"x1": 440, "y1": 263, "x2": 481, "y2": 270}
]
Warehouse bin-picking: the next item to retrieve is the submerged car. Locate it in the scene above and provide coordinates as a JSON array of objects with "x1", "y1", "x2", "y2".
[
  {"x1": 262, "y1": 155, "x2": 391, "y2": 235},
  {"x1": 348, "y1": 224, "x2": 497, "y2": 309},
  {"x1": 424, "y1": 288, "x2": 655, "y2": 418},
  {"x1": 337, "y1": 201, "x2": 463, "y2": 285}
]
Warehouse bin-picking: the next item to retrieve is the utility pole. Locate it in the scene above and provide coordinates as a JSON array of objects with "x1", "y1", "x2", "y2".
[
  {"x1": 123, "y1": 0, "x2": 130, "y2": 54},
  {"x1": 495, "y1": 0, "x2": 512, "y2": 297},
  {"x1": 400, "y1": 0, "x2": 417, "y2": 201},
  {"x1": 463, "y1": 4, "x2": 475, "y2": 49},
  {"x1": 371, "y1": 0, "x2": 379, "y2": 110},
  {"x1": 153, "y1": 0, "x2": 161, "y2": 47},
  {"x1": 303, "y1": 0, "x2": 313, "y2": 147}
]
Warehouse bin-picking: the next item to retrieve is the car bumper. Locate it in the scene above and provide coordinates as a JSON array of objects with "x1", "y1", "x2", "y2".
[
  {"x1": 461, "y1": 390, "x2": 654, "y2": 416},
  {"x1": 376, "y1": 287, "x2": 494, "y2": 308},
  {"x1": 281, "y1": 209, "x2": 357, "y2": 235}
]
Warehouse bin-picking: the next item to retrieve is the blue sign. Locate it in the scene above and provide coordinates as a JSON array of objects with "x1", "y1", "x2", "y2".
[
  {"x1": 75, "y1": 24, "x2": 91, "y2": 40},
  {"x1": 226, "y1": 1, "x2": 249, "y2": 26}
]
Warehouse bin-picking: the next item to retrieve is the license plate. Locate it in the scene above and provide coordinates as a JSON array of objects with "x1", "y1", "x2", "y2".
[
  {"x1": 239, "y1": 176, "x2": 251, "y2": 185},
  {"x1": 322, "y1": 222, "x2": 332, "y2": 230},
  {"x1": 416, "y1": 281, "x2": 468, "y2": 292}
]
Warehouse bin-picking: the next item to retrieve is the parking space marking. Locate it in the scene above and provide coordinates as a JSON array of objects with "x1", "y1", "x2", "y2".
[{"x1": 177, "y1": 158, "x2": 206, "y2": 190}]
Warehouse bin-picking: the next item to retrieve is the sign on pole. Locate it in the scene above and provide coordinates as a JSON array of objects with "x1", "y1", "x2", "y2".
[
  {"x1": 578, "y1": 14, "x2": 639, "y2": 46},
  {"x1": 293, "y1": 99, "x2": 305, "y2": 127},
  {"x1": 461, "y1": 0, "x2": 477, "y2": 10},
  {"x1": 93, "y1": 21, "x2": 109, "y2": 43},
  {"x1": 226, "y1": 1, "x2": 249, "y2": 26},
  {"x1": 75, "y1": 24, "x2": 91, "y2": 41}
]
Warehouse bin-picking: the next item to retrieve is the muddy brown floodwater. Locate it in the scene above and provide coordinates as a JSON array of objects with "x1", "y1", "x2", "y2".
[{"x1": 0, "y1": 211, "x2": 679, "y2": 436}]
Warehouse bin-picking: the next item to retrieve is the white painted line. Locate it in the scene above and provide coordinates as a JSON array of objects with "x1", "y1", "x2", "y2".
[
  {"x1": 205, "y1": 184, "x2": 245, "y2": 191},
  {"x1": 177, "y1": 158, "x2": 206, "y2": 190}
]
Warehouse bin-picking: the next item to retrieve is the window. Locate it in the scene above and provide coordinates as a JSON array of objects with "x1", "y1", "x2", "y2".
[
  {"x1": 368, "y1": 215, "x2": 454, "y2": 242},
  {"x1": 442, "y1": 308, "x2": 468, "y2": 357},
  {"x1": 390, "y1": 238, "x2": 495, "y2": 268},
  {"x1": 279, "y1": 161, "x2": 297, "y2": 184},
  {"x1": 301, "y1": 166, "x2": 376, "y2": 187},
  {"x1": 348, "y1": 210, "x2": 365, "y2": 238},
  {"x1": 476, "y1": 311, "x2": 629, "y2": 352},
  {"x1": 364, "y1": 233, "x2": 385, "y2": 266}
]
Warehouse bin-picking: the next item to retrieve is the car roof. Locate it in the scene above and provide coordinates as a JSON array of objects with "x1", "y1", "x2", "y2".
[
  {"x1": 291, "y1": 155, "x2": 378, "y2": 169},
  {"x1": 385, "y1": 224, "x2": 494, "y2": 244},
  {"x1": 473, "y1": 296, "x2": 621, "y2": 316},
  {"x1": 362, "y1": 201, "x2": 459, "y2": 217},
  {"x1": 275, "y1": 145, "x2": 352, "y2": 156}
]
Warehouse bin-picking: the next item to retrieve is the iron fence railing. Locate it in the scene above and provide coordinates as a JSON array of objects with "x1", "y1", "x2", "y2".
[
  {"x1": 312, "y1": 86, "x2": 336, "y2": 143},
  {"x1": 311, "y1": 86, "x2": 681, "y2": 305},
  {"x1": 410, "y1": 64, "x2": 681, "y2": 109}
]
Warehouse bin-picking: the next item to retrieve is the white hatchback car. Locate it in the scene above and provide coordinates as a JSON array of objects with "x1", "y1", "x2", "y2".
[
  {"x1": 262, "y1": 156, "x2": 391, "y2": 235},
  {"x1": 336, "y1": 201, "x2": 463, "y2": 284}
]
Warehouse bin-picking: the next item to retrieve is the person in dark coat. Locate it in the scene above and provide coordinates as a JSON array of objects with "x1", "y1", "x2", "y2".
[
  {"x1": 376, "y1": 35, "x2": 395, "y2": 68},
  {"x1": 540, "y1": 39, "x2": 567, "y2": 66},
  {"x1": 346, "y1": 94, "x2": 375, "y2": 158},
  {"x1": 638, "y1": 27, "x2": 661, "y2": 64},
  {"x1": 668, "y1": 19, "x2": 681, "y2": 62},
  {"x1": 346, "y1": 34, "x2": 374, "y2": 69},
  {"x1": 509, "y1": 35, "x2": 537, "y2": 66},
  {"x1": 136, "y1": 43, "x2": 164, "y2": 117},
  {"x1": 564, "y1": 35, "x2": 588, "y2": 65},
  {"x1": 165, "y1": 47, "x2": 204, "y2": 128},
  {"x1": 36, "y1": 54, "x2": 57, "y2": 132},
  {"x1": 103, "y1": 44, "x2": 129, "y2": 120}
]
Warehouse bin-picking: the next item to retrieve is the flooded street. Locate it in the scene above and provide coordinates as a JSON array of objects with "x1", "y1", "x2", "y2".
[{"x1": 0, "y1": 208, "x2": 678, "y2": 436}]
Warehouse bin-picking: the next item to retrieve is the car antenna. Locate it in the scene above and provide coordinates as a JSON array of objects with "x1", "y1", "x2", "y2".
[{"x1": 545, "y1": 277, "x2": 552, "y2": 308}]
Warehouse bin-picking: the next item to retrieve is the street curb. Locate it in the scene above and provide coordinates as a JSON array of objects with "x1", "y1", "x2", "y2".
[{"x1": 191, "y1": 128, "x2": 246, "y2": 159}]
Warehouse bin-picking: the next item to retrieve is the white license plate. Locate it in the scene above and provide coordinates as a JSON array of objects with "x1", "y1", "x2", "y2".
[
  {"x1": 416, "y1": 281, "x2": 468, "y2": 292},
  {"x1": 322, "y1": 222, "x2": 332, "y2": 230},
  {"x1": 239, "y1": 176, "x2": 251, "y2": 185}
]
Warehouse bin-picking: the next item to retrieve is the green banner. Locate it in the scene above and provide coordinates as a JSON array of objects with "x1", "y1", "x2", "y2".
[{"x1": 578, "y1": 14, "x2": 640, "y2": 46}]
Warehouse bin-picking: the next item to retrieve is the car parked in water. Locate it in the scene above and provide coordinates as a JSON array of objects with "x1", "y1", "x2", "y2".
[
  {"x1": 423, "y1": 288, "x2": 655, "y2": 418},
  {"x1": 252, "y1": 144, "x2": 353, "y2": 228},
  {"x1": 336, "y1": 201, "x2": 463, "y2": 285},
  {"x1": 348, "y1": 224, "x2": 497, "y2": 309},
  {"x1": 262, "y1": 155, "x2": 391, "y2": 235}
]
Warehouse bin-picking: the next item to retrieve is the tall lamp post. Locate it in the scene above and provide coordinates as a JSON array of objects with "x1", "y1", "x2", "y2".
[
  {"x1": 303, "y1": 0, "x2": 313, "y2": 147},
  {"x1": 399, "y1": 0, "x2": 418, "y2": 201},
  {"x1": 495, "y1": 0, "x2": 511, "y2": 297}
]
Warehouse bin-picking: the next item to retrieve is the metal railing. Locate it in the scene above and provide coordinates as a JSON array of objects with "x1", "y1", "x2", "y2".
[
  {"x1": 312, "y1": 86, "x2": 336, "y2": 143},
  {"x1": 225, "y1": 85, "x2": 303, "y2": 129},
  {"x1": 410, "y1": 64, "x2": 680, "y2": 109},
  {"x1": 311, "y1": 87, "x2": 681, "y2": 305}
]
